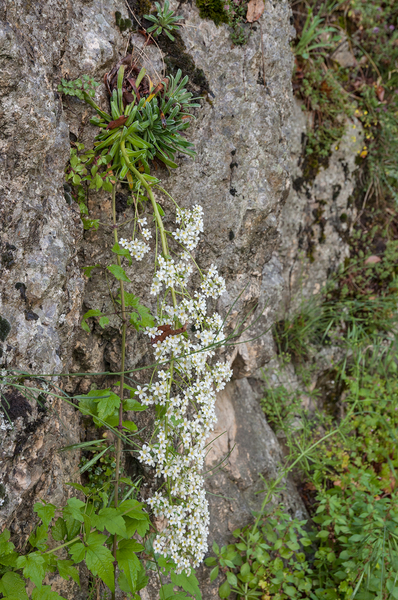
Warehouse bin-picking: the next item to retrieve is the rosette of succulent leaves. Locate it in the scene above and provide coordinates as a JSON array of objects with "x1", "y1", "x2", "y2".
[
  {"x1": 65, "y1": 66, "x2": 199, "y2": 203},
  {"x1": 144, "y1": 0, "x2": 184, "y2": 41}
]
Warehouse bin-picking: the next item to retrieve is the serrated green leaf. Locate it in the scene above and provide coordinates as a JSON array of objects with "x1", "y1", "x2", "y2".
[
  {"x1": 96, "y1": 392, "x2": 120, "y2": 420},
  {"x1": 32, "y1": 585, "x2": 67, "y2": 600},
  {"x1": 16, "y1": 553, "x2": 46, "y2": 588},
  {"x1": 107, "y1": 264, "x2": 131, "y2": 282},
  {"x1": 171, "y1": 570, "x2": 202, "y2": 599},
  {"x1": 34, "y1": 502, "x2": 56, "y2": 529},
  {"x1": 51, "y1": 519, "x2": 67, "y2": 542},
  {"x1": 92, "y1": 507, "x2": 127, "y2": 537},
  {"x1": 56, "y1": 559, "x2": 80, "y2": 585},
  {"x1": 82, "y1": 218, "x2": 100, "y2": 230},
  {"x1": 0, "y1": 573, "x2": 28, "y2": 600},
  {"x1": 116, "y1": 291, "x2": 139, "y2": 307},
  {"x1": 0, "y1": 530, "x2": 17, "y2": 565},
  {"x1": 63, "y1": 497, "x2": 85, "y2": 523},
  {"x1": 117, "y1": 540, "x2": 142, "y2": 592},
  {"x1": 68, "y1": 542, "x2": 85, "y2": 564},
  {"x1": 85, "y1": 532, "x2": 115, "y2": 592}
]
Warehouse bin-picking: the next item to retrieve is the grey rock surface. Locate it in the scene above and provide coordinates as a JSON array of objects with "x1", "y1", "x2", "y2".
[
  {"x1": 278, "y1": 98, "x2": 363, "y2": 313},
  {"x1": 0, "y1": 0, "x2": 348, "y2": 597}
]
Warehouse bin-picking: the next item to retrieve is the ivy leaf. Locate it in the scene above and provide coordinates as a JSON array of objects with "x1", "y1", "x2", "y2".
[
  {"x1": 56, "y1": 559, "x2": 80, "y2": 585},
  {"x1": 0, "y1": 573, "x2": 28, "y2": 599},
  {"x1": 16, "y1": 553, "x2": 46, "y2": 588},
  {"x1": 107, "y1": 265, "x2": 131, "y2": 282},
  {"x1": 85, "y1": 532, "x2": 115, "y2": 592},
  {"x1": 117, "y1": 540, "x2": 142, "y2": 592},
  {"x1": 31, "y1": 585, "x2": 67, "y2": 600},
  {"x1": 81, "y1": 309, "x2": 102, "y2": 333},
  {"x1": 112, "y1": 243, "x2": 132, "y2": 266},
  {"x1": 92, "y1": 508, "x2": 128, "y2": 537}
]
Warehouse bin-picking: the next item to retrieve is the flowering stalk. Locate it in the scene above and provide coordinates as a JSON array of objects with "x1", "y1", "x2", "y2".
[
  {"x1": 118, "y1": 150, "x2": 233, "y2": 573},
  {"x1": 111, "y1": 183, "x2": 128, "y2": 598}
]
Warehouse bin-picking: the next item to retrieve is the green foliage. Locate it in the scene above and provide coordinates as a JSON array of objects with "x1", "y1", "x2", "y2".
[
  {"x1": 115, "y1": 10, "x2": 132, "y2": 32},
  {"x1": 294, "y1": 9, "x2": 338, "y2": 60},
  {"x1": 292, "y1": 0, "x2": 398, "y2": 197},
  {"x1": 206, "y1": 508, "x2": 313, "y2": 600},
  {"x1": 0, "y1": 497, "x2": 150, "y2": 597},
  {"x1": 195, "y1": 0, "x2": 229, "y2": 27},
  {"x1": 65, "y1": 66, "x2": 199, "y2": 231},
  {"x1": 76, "y1": 387, "x2": 143, "y2": 431},
  {"x1": 57, "y1": 75, "x2": 99, "y2": 101},
  {"x1": 144, "y1": 0, "x2": 184, "y2": 41}
]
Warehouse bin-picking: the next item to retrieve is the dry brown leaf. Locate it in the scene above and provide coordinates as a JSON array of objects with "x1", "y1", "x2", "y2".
[
  {"x1": 365, "y1": 255, "x2": 381, "y2": 264},
  {"x1": 246, "y1": 0, "x2": 265, "y2": 23},
  {"x1": 376, "y1": 85, "x2": 385, "y2": 102}
]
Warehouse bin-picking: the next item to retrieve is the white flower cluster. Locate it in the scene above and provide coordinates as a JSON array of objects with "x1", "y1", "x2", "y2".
[
  {"x1": 172, "y1": 205, "x2": 204, "y2": 251},
  {"x1": 150, "y1": 254, "x2": 193, "y2": 296},
  {"x1": 135, "y1": 204, "x2": 232, "y2": 573},
  {"x1": 120, "y1": 218, "x2": 151, "y2": 261}
]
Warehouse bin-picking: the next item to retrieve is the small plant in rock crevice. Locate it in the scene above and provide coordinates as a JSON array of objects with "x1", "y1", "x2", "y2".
[{"x1": 144, "y1": 0, "x2": 184, "y2": 41}]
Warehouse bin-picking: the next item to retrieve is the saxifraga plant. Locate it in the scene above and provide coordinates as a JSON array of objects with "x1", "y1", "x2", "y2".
[{"x1": 0, "y1": 63, "x2": 234, "y2": 600}]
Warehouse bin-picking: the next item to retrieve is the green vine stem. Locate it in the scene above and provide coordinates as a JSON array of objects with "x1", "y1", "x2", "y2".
[
  {"x1": 111, "y1": 183, "x2": 128, "y2": 597},
  {"x1": 120, "y1": 141, "x2": 177, "y2": 309}
]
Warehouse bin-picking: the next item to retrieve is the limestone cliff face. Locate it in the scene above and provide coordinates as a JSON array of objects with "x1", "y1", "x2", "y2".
[{"x1": 0, "y1": 0, "x2": 355, "y2": 597}]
